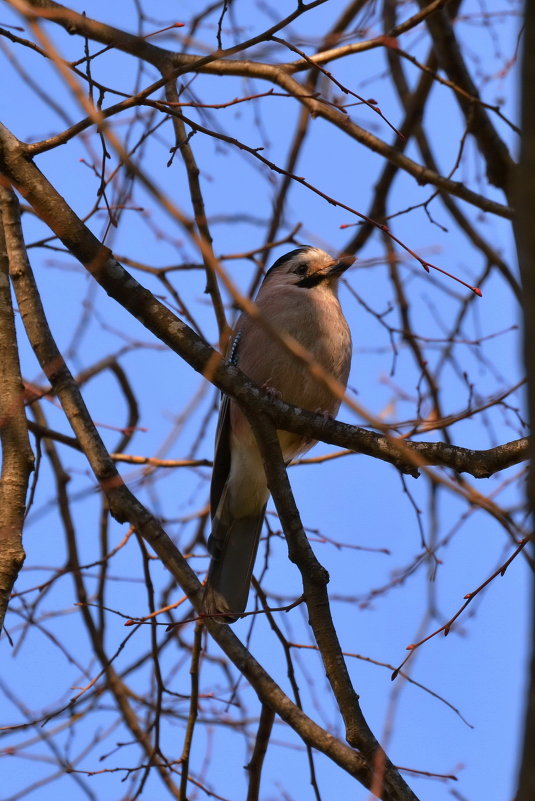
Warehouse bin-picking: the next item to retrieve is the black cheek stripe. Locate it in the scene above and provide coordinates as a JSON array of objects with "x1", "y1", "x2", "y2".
[{"x1": 296, "y1": 273, "x2": 326, "y2": 289}]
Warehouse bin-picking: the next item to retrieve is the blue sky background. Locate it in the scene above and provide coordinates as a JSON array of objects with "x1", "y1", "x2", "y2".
[{"x1": 0, "y1": 1, "x2": 528, "y2": 800}]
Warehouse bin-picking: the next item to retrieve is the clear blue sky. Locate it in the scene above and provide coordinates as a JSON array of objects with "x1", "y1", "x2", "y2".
[{"x1": 0, "y1": 2, "x2": 527, "y2": 800}]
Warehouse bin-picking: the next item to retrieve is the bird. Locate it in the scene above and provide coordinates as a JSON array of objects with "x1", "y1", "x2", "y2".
[{"x1": 203, "y1": 246, "x2": 353, "y2": 623}]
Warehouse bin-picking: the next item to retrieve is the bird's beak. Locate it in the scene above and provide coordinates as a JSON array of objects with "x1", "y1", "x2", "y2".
[
  {"x1": 327, "y1": 254, "x2": 355, "y2": 278},
  {"x1": 295, "y1": 254, "x2": 356, "y2": 288}
]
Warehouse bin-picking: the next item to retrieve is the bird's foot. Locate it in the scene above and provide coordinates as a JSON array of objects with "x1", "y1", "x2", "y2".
[{"x1": 261, "y1": 383, "x2": 282, "y2": 401}]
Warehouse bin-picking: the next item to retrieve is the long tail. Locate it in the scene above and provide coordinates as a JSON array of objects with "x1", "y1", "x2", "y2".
[{"x1": 204, "y1": 486, "x2": 266, "y2": 624}]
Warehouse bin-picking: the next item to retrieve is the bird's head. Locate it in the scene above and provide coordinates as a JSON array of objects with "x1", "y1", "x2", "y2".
[{"x1": 263, "y1": 246, "x2": 355, "y2": 291}]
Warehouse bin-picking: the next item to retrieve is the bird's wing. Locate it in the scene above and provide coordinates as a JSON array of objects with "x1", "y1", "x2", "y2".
[
  {"x1": 210, "y1": 392, "x2": 231, "y2": 518},
  {"x1": 209, "y1": 330, "x2": 242, "y2": 517}
]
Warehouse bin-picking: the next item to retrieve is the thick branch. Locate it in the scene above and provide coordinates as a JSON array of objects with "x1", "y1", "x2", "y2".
[
  {"x1": 514, "y1": 0, "x2": 535, "y2": 796},
  {"x1": 25, "y1": 416, "x2": 527, "y2": 481},
  {"x1": 0, "y1": 187, "x2": 34, "y2": 632},
  {"x1": 248, "y1": 412, "x2": 419, "y2": 801}
]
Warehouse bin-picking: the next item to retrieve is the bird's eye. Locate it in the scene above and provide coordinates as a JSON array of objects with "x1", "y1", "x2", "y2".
[{"x1": 293, "y1": 263, "x2": 308, "y2": 276}]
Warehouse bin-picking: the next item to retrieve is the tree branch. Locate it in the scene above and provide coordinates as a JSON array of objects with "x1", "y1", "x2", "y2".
[
  {"x1": 0, "y1": 186, "x2": 34, "y2": 632},
  {"x1": 247, "y1": 411, "x2": 419, "y2": 801},
  {"x1": 513, "y1": 0, "x2": 535, "y2": 795}
]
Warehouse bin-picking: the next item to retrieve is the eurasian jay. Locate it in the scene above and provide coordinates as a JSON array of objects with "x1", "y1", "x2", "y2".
[{"x1": 204, "y1": 246, "x2": 353, "y2": 622}]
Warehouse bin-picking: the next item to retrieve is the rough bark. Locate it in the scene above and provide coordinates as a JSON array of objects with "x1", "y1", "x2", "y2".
[{"x1": 0, "y1": 185, "x2": 34, "y2": 632}]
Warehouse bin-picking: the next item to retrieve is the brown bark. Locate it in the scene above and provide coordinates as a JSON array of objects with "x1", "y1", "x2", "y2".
[
  {"x1": 0, "y1": 186, "x2": 34, "y2": 632},
  {"x1": 515, "y1": 1, "x2": 535, "y2": 797}
]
